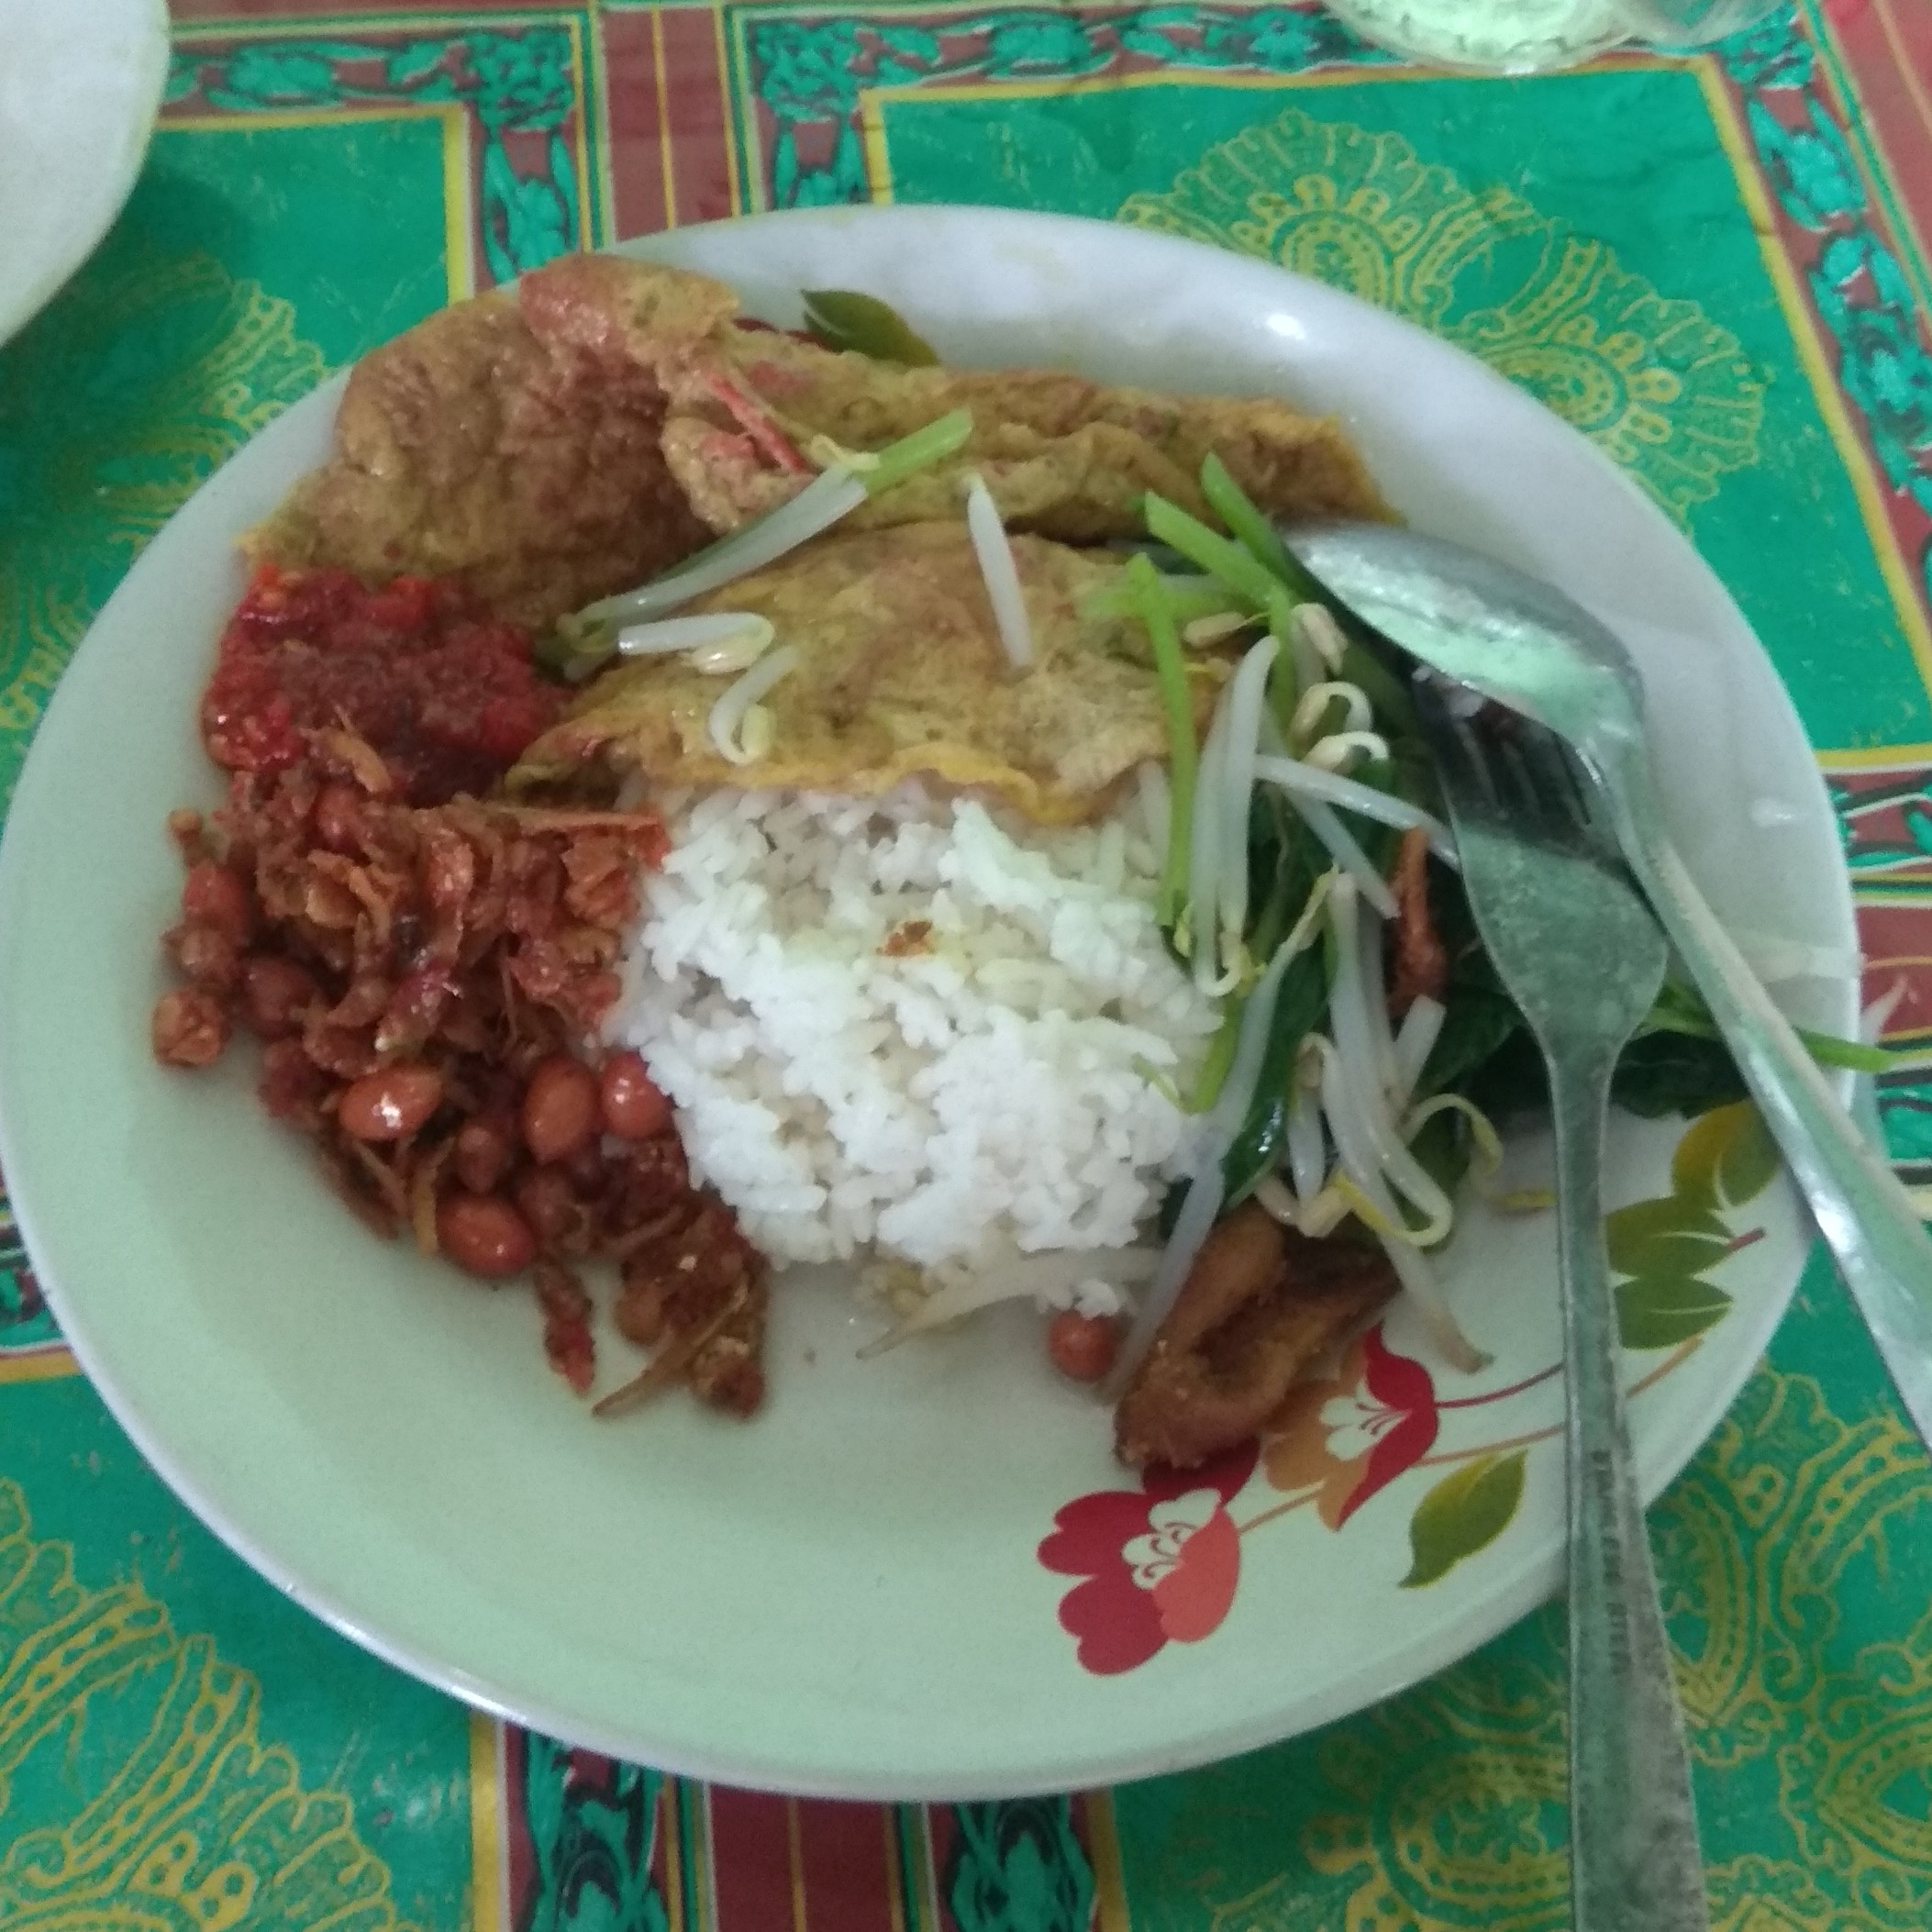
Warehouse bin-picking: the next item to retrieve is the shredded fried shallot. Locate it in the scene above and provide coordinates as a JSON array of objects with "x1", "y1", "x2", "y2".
[{"x1": 151, "y1": 728, "x2": 768, "y2": 1416}]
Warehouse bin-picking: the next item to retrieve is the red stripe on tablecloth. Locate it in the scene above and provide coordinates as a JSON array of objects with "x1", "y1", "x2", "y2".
[
  {"x1": 706, "y1": 1789, "x2": 903, "y2": 1932},
  {"x1": 1860, "y1": 898, "x2": 1932, "y2": 1042},
  {"x1": 599, "y1": 6, "x2": 736, "y2": 237},
  {"x1": 706, "y1": 1788, "x2": 801, "y2": 1931},
  {"x1": 1825, "y1": 0, "x2": 1932, "y2": 280},
  {"x1": 600, "y1": 8, "x2": 672, "y2": 239},
  {"x1": 796, "y1": 1800, "x2": 901, "y2": 1932},
  {"x1": 170, "y1": 0, "x2": 541, "y2": 15},
  {"x1": 660, "y1": 6, "x2": 738, "y2": 225},
  {"x1": 501, "y1": 1729, "x2": 537, "y2": 1927}
]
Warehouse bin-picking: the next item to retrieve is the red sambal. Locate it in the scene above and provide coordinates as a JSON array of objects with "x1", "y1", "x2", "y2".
[{"x1": 201, "y1": 565, "x2": 562, "y2": 805}]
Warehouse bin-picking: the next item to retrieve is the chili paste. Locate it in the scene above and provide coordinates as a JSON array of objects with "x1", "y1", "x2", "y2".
[{"x1": 201, "y1": 564, "x2": 561, "y2": 805}]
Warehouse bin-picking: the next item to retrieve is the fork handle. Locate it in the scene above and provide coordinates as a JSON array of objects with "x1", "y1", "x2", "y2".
[
  {"x1": 1612, "y1": 783, "x2": 1932, "y2": 1445},
  {"x1": 1548, "y1": 1049, "x2": 1710, "y2": 1932}
]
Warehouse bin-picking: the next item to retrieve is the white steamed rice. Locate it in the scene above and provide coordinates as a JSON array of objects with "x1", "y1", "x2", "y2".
[{"x1": 607, "y1": 781, "x2": 1217, "y2": 1279}]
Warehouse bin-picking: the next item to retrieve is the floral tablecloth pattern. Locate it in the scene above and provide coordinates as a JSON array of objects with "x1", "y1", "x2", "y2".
[{"x1": 5, "y1": 2, "x2": 1932, "y2": 1926}]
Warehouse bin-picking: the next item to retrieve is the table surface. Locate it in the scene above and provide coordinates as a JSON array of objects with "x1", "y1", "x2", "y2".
[{"x1": 6, "y1": 2, "x2": 1932, "y2": 1926}]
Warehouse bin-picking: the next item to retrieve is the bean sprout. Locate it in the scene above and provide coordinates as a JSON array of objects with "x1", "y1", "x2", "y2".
[
  {"x1": 1183, "y1": 610, "x2": 1256, "y2": 649},
  {"x1": 615, "y1": 613, "x2": 775, "y2": 669},
  {"x1": 1279, "y1": 794, "x2": 1397, "y2": 916},
  {"x1": 1291, "y1": 601, "x2": 1348, "y2": 672},
  {"x1": 1286, "y1": 1064, "x2": 1327, "y2": 1203},
  {"x1": 1135, "y1": 761, "x2": 1171, "y2": 858},
  {"x1": 964, "y1": 473, "x2": 1034, "y2": 672},
  {"x1": 1323, "y1": 890, "x2": 1455, "y2": 1244},
  {"x1": 1188, "y1": 693, "x2": 1232, "y2": 993},
  {"x1": 1216, "y1": 636, "x2": 1281, "y2": 970},
  {"x1": 1305, "y1": 730, "x2": 1390, "y2": 772},
  {"x1": 1316, "y1": 1038, "x2": 1486, "y2": 1371},
  {"x1": 1392, "y1": 995, "x2": 1447, "y2": 1105},
  {"x1": 584, "y1": 471, "x2": 866, "y2": 627},
  {"x1": 707, "y1": 644, "x2": 799, "y2": 764},
  {"x1": 1104, "y1": 930, "x2": 1316, "y2": 1399},
  {"x1": 1291, "y1": 680, "x2": 1371, "y2": 742},
  {"x1": 1253, "y1": 754, "x2": 1456, "y2": 864}
]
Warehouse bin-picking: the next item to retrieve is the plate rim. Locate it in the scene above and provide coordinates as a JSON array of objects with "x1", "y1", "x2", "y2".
[{"x1": 0, "y1": 204, "x2": 1856, "y2": 1798}]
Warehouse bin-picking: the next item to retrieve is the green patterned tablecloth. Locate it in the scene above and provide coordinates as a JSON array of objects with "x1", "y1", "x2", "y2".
[{"x1": 6, "y1": 2, "x2": 1932, "y2": 1926}]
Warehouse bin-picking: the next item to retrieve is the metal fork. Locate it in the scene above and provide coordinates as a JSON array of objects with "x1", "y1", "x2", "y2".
[{"x1": 1413, "y1": 677, "x2": 1708, "y2": 1932}]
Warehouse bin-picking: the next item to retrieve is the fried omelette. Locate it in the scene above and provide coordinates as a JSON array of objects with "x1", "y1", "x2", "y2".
[
  {"x1": 511, "y1": 524, "x2": 1224, "y2": 825},
  {"x1": 524, "y1": 252, "x2": 1393, "y2": 544},
  {"x1": 249, "y1": 254, "x2": 1391, "y2": 633},
  {"x1": 244, "y1": 286, "x2": 715, "y2": 630}
]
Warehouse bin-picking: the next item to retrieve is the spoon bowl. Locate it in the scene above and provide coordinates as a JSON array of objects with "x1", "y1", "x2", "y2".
[{"x1": 1288, "y1": 521, "x2": 1644, "y2": 762}]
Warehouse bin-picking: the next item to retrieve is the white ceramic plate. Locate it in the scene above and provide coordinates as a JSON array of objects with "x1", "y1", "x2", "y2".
[
  {"x1": 0, "y1": 0, "x2": 169, "y2": 347},
  {"x1": 0, "y1": 208, "x2": 1853, "y2": 1798}
]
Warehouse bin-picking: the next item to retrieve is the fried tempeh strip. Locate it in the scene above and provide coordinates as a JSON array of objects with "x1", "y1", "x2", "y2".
[{"x1": 1115, "y1": 1202, "x2": 1396, "y2": 1469}]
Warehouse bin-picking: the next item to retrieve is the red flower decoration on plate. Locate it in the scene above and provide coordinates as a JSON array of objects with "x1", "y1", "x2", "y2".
[
  {"x1": 1038, "y1": 1443, "x2": 1259, "y2": 1675},
  {"x1": 1265, "y1": 1327, "x2": 1438, "y2": 1526}
]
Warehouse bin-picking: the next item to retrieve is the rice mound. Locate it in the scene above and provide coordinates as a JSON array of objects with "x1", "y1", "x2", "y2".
[{"x1": 609, "y1": 782, "x2": 1216, "y2": 1272}]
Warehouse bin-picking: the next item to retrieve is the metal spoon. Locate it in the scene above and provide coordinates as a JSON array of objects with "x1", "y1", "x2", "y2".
[{"x1": 1285, "y1": 521, "x2": 1932, "y2": 1449}]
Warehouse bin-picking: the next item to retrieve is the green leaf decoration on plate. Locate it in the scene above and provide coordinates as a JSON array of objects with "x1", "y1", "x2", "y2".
[
  {"x1": 801, "y1": 289, "x2": 939, "y2": 365},
  {"x1": 1671, "y1": 1099, "x2": 1779, "y2": 1210},
  {"x1": 1401, "y1": 1450, "x2": 1526, "y2": 1588},
  {"x1": 1604, "y1": 1194, "x2": 1730, "y2": 1277},
  {"x1": 1604, "y1": 1102, "x2": 1771, "y2": 1350},
  {"x1": 1616, "y1": 1272, "x2": 1735, "y2": 1349}
]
